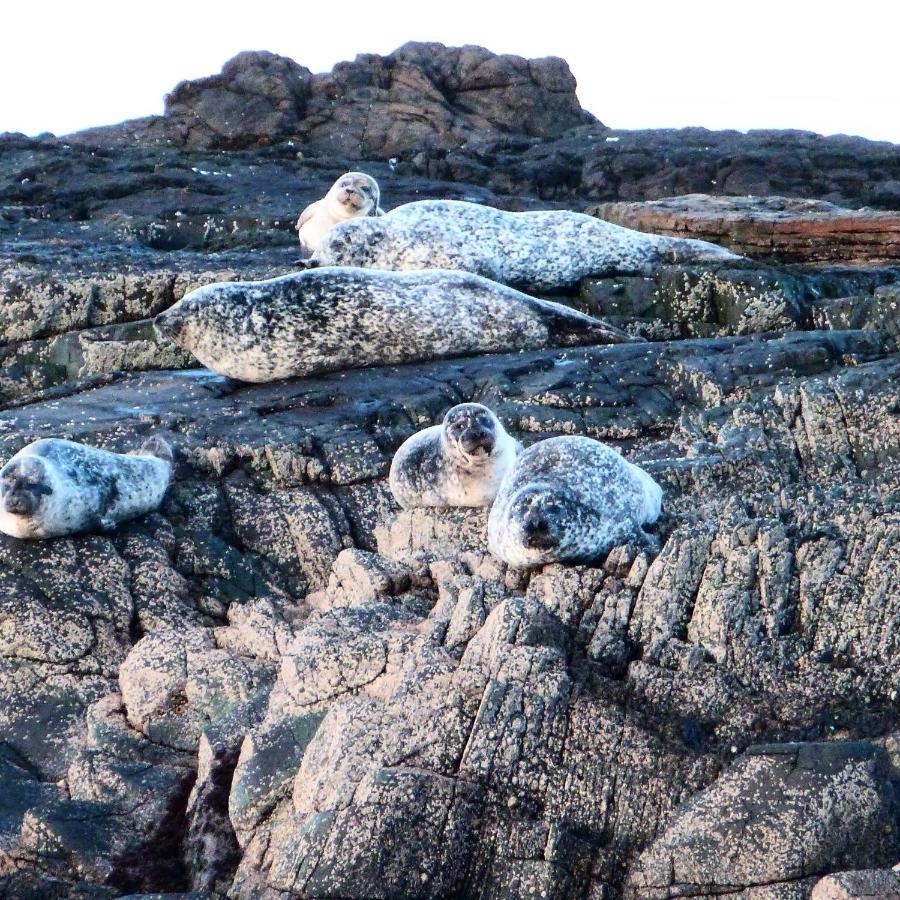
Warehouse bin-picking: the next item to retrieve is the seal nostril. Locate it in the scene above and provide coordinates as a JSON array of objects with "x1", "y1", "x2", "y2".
[{"x1": 524, "y1": 515, "x2": 549, "y2": 535}]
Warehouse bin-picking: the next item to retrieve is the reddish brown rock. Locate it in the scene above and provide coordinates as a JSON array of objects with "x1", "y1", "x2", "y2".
[
  {"x1": 592, "y1": 194, "x2": 900, "y2": 264},
  {"x1": 72, "y1": 43, "x2": 595, "y2": 157}
]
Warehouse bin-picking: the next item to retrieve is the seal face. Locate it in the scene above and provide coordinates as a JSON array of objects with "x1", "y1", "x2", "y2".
[
  {"x1": 487, "y1": 435, "x2": 663, "y2": 568},
  {"x1": 389, "y1": 403, "x2": 520, "y2": 509},
  {"x1": 297, "y1": 172, "x2": 383, "y2": 258},
  {"x1": 0, "y1": 437, "x2": 173, "y2": 539},
  {"x1": 153, "y1": 267, "x2": 639, "y2": 383},
  {"x1": 314, "y1": 199, "x2": 741, "y2": 290}
]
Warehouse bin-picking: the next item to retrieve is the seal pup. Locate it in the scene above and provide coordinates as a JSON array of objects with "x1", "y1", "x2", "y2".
[
  {"x1": 314, "y1": 199, "x2": 742, "y2": 290},
  {"x1": 296, "y1": 172, "x2": 383, "y2": 258},
  {"x1": 153, "y1": 267, "x2": 639, "y2": 383},
  {"x1": 389, "y1": 403, "x2": 520, "y2": 509},
  {"x1": 0, "y1": 436, "x2": 173, "y2": 539},
  {"x1": 487, "y1": 435, "x2": 662, "y2": 568}
]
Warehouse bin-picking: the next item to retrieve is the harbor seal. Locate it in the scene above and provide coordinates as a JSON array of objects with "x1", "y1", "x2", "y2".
[
  {"x1": 314, "y1": 199, "x2": 742, "y2": 290},
  {"x1": 297, "y1": 172, "x2": 383, "y2": 258},
  {"x1": 153, "y1": 267, "x2": 639, "y2": 383},
  {"x1": 0, "y1": 436, "x2": 173, "y2": 539},
  {"x1": 389, "y1": 403, "x2": 520, "y2": 509},
  {"x1": 487, "y1": 435, "x2": 663, "y2": 568}
]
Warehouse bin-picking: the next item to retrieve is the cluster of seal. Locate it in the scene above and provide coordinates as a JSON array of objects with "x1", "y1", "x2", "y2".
[
  {"x1": 297, "y1": 172, "x2": 383, "y2": 258},
  {"x1": 0, "y1": 436, "x2": 173, "y2": 540},
  {"x1": 487, "y1": 435, "x2": 663, "y2": 568},
  {"x1": 389, "y1": 403, "x2": 520, "y2": 509},
  {"x1": 153, "y1": 266, "x2": 639, "y2": 383},
  {"x1": 314, "y1": 198, "x2": 741, "y2": 290}
]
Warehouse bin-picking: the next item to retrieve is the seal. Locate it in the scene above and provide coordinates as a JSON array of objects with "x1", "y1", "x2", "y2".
[
  {"x1": 487, "y1": 435, "x2": 663, "y2": 568},
  {"x1": 0, "y1": 436, "x2": 173, "y2": 539},
  {"x1": 153, "y1": 267, "x2": 639, "y2": 383},
  {"x1": 313, "y1": 199, "x2": 742, "y2": 290},
  {"x1": 389, "y1": 403, "x2": 520, "y2": 509},
  {"x1": 297, "y1": 172, "x2": 383, "y2": 258}
]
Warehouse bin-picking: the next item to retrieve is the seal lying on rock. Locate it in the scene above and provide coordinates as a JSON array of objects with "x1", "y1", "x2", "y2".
[
  {"x1": 153, "y1": 267, "x2": 639, "y2": 383},
  {"x1": 313, "y1": 199, "x2": 742, "y2": 290},
  {"x1": 488, "y1": 435, "x2": 662, "y2": 568},
  {"x1": 297, "y1": 172, "x2": 383, "y2": 258},
  {"x1": 389, "y1": 403, "x2": 520, "y2": 509},
  {"x1": 0, "y1": 436, "x2": 173, "y2": 539}
]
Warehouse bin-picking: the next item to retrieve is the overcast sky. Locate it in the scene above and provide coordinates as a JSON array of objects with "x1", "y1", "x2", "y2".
[{"x1": 2, "y1": 0, "x2": 898, "y2": 143}]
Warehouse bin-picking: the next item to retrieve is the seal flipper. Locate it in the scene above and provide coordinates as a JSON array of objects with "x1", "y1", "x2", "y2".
[
  {"x1": 99, "y1": 514, "x2": 118, "y2": 533},
  {"x1": 531, "y1": 296, "x2": 645, "y2": 346},
  {"x1": 135, "y1": 436, "x2": 173, "y2": 465},
  {"x1": 654, "y1": 234, "x2": 743, "y2": 266},
  {"x1": 635, "y1": 528, "x2": 661, "y2": 555}
]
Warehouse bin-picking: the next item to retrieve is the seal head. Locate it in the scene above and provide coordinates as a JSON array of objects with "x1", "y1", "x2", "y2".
[
  {"x1": 1, "y1": 456, "x2": 52, "y2": 521},
  {"x1": 389, "y1": 403, "x2": 520, "y2": 509},
  {"x1": 328, "y1": 172, "x2": 381, "y2": 218},
  {"x1": 441, "y1": 403, "x2": 500, "y2": 463},
  {"x1": 498, "y1": 482, "x2": 587, "y2": 565}
]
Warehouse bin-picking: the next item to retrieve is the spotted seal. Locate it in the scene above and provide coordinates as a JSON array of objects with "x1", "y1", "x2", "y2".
[
  {"x1": 153, "y1": 267, "x2": 639, "y2": 383},
  {"x1": 389, "y1": 403, "x2": 520, "y2": 509},
  {"x1": 487, "y1": 435, "x2": 663, "y2": 567},
  {"x1": 313, "y1": 199, "x2": 741, "y2": 289},
  {"x1": 297, "y1": 172, "x2": 383, "y2": 258},
  {"x1": 0, "y1": 436, "x2": 173, "y2": 539}
]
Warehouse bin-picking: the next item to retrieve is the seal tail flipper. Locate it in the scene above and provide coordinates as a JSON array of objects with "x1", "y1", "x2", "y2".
[
  {"x1": 533, "y1": 297, "x2": 645, "y2": 346},
  {"x1": 134, "y1": 435, "x2": 174, "y2": 465},
  {"x1": 654, "y1": 234, "x2": 744, "y2": 265}
]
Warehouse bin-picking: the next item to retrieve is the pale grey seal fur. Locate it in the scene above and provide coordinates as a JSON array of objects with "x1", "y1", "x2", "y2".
[
  {"x1": 314, "y1": 199, "x2": 742, "y2": 290},
  {"x1": 297, "y1": 172, "x2": 383, "y2": 258},
  {"x1": 153, "y1": 267, "x2": 639, "y2": 383},
  {"x1": 0, "y1": 436, "x2": 173, "y2": 539},
  {"x1": 488, "y1": 435, "x2": 663, "y2": 568},
  {"x1": 389, "y1": 403, "x2": 520, "y2": 509}
]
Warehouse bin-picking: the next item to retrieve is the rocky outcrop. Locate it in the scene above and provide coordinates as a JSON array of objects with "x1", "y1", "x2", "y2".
[
  {"x1": 812, "y1": 869, "x2": 900, "y2": 899},
  {"x1": 2, "y1": 44, "x2": 900, "y2": 899},
  {"x1": 626, "y1": 742, "x2": 899, "y2": 897},
  {"x1": 48, "y1": 44, "x2": 900, "y2": 209},
  {"x1": 71, "y1": 44, "x2": 594, "y2": 157},
  {"x1": 594, "y1": 194, "x2": 900, "y2": 264},
  {"x1": 0, "y1": 322, "x2": 898, "y2": 896}
]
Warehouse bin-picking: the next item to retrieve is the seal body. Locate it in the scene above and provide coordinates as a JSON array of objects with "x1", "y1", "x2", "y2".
[
  {"x1": 488, "y1": 436, "x2": 663, "y2": 568},
  {"x1": 0, "y1": 437, "x2": 173, "y2": 539},
  {"x1": 389, "y1": 404, "x2": 520, "y2": 509},
  {"x1": 153, "y1": 267, "x2": 639, "y2": 383},
  {"x1": 297, "y1": 172, "x2": 383, "y2": 258},
  {"x1": 314, "y1": 199, "x2": 741, "y2": 290}
]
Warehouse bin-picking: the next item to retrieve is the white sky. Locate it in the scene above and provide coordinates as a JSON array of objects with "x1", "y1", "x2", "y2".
[{"x1": 2, "y1": 0, "x2": 899, "y2": 143}]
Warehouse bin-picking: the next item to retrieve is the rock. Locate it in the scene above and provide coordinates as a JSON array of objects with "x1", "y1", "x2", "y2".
[
  {"x1": 71, "y1": 44, "x2": 593, "y2": 156},
  {"x1": 812, "y1": 870, "x2": 900, "y2": 899},
  {"x1": 2, "y1": 57, "x2": 900, "y2": 895},
  {"x1": 578, "y1": 259, "x2": 900, "y2": 340},
  {"x1": 625, "y1": 742, "x2": 900, "y2": 898},
  {"x1": 119, "y1": 628, "x2": 276, "y2": 752},
  {"x1": 165, "y1": 51, "x2": 313, "y2": 150},
  {"x1": 593, "y1": 194, "x2": 900, "y2": 264}
]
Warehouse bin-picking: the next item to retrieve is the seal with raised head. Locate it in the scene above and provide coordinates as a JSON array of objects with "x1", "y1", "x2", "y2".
[
  {"x1": 0, "y1": 436, "x2": 173, "y2": 539},
  {"x1": 487, "y1": 435, "x2": 663, "y2": 568},
  {"x1": 389, "y1": 403, "x2": 520, "y2": 509},
  {"x1": 297, "y1": 172, "x2": 383, "y2": 258},
  {"x1": 153, "y1": 267, "x2": 639, "y2": 383},
  {"x1": 314, "y1": 199, "x2": 742, "y2": 290}
]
